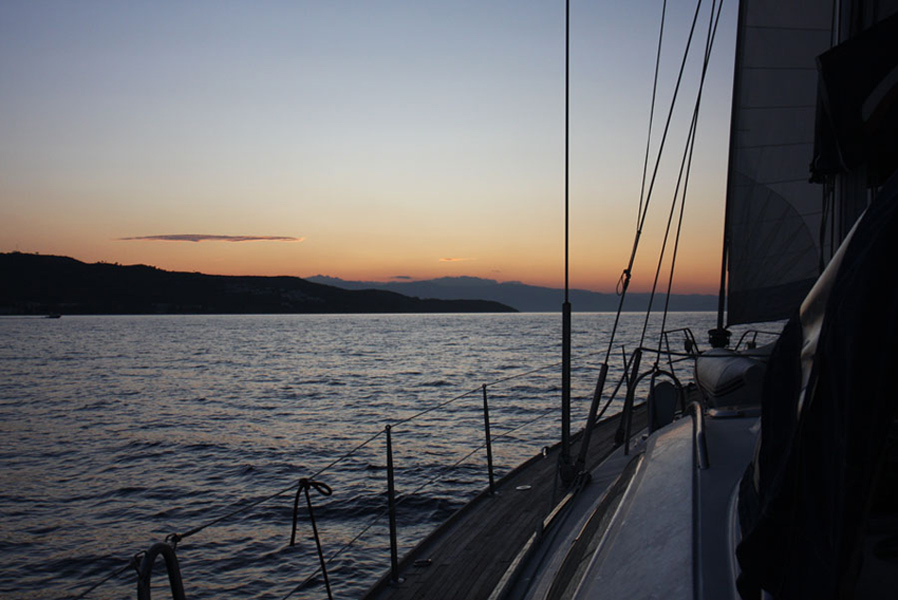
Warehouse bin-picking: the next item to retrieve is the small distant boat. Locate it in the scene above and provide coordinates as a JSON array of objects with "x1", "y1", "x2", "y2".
[{"x1": 45, "y1": 313, "x2": 61, "y2": 319}]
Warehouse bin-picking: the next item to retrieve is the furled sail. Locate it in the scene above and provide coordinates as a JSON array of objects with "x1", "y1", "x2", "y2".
[{"x1": 724, "y1": 0, "x2": 835, "y2": 325}]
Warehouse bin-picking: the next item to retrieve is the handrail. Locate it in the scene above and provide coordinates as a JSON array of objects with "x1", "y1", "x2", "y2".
[
  {"x1": 607, "y1": 333, "x2": 701, "y2": 458},
  {"x1": 689, "y1": 401, "x2": 710, "y2": 470},
  {"x1": 662, "y1": 327, "x2": 699, "y2": 353},
  {"x1": 660, "y1": 327, "x2": 699, "y2": 377},
  {"x1": 733, "y1": 329, "x2": 780, "y2": 351}
]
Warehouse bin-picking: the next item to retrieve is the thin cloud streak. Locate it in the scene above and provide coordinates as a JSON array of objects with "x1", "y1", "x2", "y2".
[
  {"x1": 439, "y1": 257, "x2": 475, "y2": 262},
  {"x1": 119, "y1": 234, "x2": 305, "y2": 243}
]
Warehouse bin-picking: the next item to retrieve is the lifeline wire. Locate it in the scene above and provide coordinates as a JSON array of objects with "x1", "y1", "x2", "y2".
[
  {"x1": 279, "y1": 406, "x2": 561, "y2": 599},
  {"x1": 66, "y1": 352, "x2": 602, "y2": 599}
]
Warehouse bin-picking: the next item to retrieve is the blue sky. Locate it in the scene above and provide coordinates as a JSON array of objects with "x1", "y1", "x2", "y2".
[{"x1": 0, "y1": 1, "x2": 737, "y2": 292}]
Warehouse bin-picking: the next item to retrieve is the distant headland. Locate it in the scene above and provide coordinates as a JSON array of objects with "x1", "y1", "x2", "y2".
[
  {"x1": 0, "y1": 253, "x2": 516, "y2": 315},
  {"x1": 307, "y1": 275, "x2": 718, "y2": 312}
]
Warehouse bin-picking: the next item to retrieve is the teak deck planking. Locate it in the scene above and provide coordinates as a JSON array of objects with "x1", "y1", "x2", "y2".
[{"x1": 364, "y1": 408, "x2": 647, "y2": 600}]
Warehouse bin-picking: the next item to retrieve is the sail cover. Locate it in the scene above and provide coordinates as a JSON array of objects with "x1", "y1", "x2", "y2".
[{"x1": 724, "y1": 0, "x2": 835, "y2": 325}]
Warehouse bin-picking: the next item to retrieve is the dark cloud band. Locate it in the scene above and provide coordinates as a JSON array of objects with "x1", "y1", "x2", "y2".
[{"x1": 120, "y1": 234, "x2": 304, "y2": 243}]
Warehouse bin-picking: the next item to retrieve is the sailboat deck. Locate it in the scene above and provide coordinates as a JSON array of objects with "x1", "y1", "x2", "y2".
[{"x1": 364, "y1": 407, "x2": 647, "y2": 600}]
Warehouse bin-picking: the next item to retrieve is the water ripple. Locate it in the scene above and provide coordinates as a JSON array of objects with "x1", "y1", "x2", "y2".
[{"x1": 0, "y1": 312, "x2": 725, "y2": 599}]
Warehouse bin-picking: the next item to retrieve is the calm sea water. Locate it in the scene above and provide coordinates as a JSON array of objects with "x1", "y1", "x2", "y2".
[{"x1": 1, "y1": 312, "x2": 745, "y2": 599}]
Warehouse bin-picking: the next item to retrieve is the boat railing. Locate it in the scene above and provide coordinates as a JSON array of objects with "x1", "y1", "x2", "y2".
[
  {"x1": 619, "y1": 327, "x2": 778, "y2": 468},
  {"x1": 615, "y1": 329, "x2": 710, "y2": 454},
  {"x1": 67, "y1": 352, "x2": 622, "y2": 600},
  {"x1": 661, "y1": 327, "x2": 700, "y2": 355},
  {"x1": 135, "y1": 542, "x2": 187, "y2": 600},
  {"x1": 617, "y1": 348, "x2": 689, "y2": 453},
  {"x1": 733, "y1": 329, "x2": 780, "y2": 351},
  {"x1": 689, "y1": 400, "x2": 710, "y2": 469}
]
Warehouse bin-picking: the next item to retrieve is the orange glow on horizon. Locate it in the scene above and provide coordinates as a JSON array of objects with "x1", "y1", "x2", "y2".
[
  {"x1": 7, "y1": 240, "x2": 722, "y2": 296},
  {"x1": 1, "y1": 2, "x2": 736, "y2": 299}
]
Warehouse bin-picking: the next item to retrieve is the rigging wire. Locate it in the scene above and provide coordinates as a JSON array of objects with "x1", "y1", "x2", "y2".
[
  {"x1": 637, "y1": 0, "x2": 668, "y2": 227},
  {"x1": 62, "y1": 3, "x2": 728, "y2": 592},
  {"x1": 600, "y1": 0, "x2": 706, "y2": 367},
  {"x1": 70, "y1": 561, "x2": 134, "y2": 600},
  {"x1": 642, "y1": 0, "x2": 725, "y2": 356},
  {"x1": 633, "y1": 0, "x2": 705, "y2": 237},
  {"x1": 657, "y1": 0, "x2": 726, "y2": 348},
  {"x1": 570, "y1": 0, "x2": 714, "y2": 473},
  {"x1": 639, "y1": 111, "x2": 698, "y2": 350}
]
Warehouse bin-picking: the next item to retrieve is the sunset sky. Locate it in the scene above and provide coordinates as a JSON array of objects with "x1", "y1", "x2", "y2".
[{"x1": 0, "y1": 1, "x2": 737, "y2": 294}]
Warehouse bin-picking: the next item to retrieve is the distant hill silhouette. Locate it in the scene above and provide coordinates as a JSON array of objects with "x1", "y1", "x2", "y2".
[
  {"x1": 307, "y1": 275, "x2": 717, "y2": 312},
  {"x1": 0, "y1": 253, "x2": 516, "y2": 315}
]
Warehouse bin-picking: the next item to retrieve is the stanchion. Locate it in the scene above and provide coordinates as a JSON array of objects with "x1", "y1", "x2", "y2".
[
  {"x1": 482, "y1": 385, "x2": 496, "y2": 495},
  {"x1": 385, "y1": 424, "x2": 400, "y2": 583}
]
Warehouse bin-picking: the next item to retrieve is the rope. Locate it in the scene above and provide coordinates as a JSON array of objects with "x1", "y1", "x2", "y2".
[
  {"x1": 281, "y1": 502, "x2": 394, "y2": 599},
  {"x1": 389, "y1": 352, "x2": 609, "y2": 431},
  {"x1": 595, "y1": 350, "x2": 637, "y2": 422},
  {"x1": 637, "y1": 10, "x2": 721, "y2": 349},
  {"x1": 290, "y1": 479, "x2": 333, "y2": 547},
  {"x1": 290, "y1": 478, "x2": 334, "y2": 599},
  {"x1": 629, "y1": 0, "x2": 722, "y2": 368},
  {"x1": 390, "y1": 387, "x2": 481, "y2": 429},
  {"x1": 69, "y1": 560, "x2": 133, "y2": 600},
  {"x1": 634, "y1": 0, "x2": 705, "y2": 235}
]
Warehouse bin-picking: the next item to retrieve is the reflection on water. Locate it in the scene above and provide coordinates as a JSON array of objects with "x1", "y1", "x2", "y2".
[{"x1": 0, "y1": 312, "x2": 738, "y2": 599}]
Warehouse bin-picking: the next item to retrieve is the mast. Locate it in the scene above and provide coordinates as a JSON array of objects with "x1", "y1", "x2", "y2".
[{"x1": 560, "y1": 0, "x2": 573, "y2": 480}]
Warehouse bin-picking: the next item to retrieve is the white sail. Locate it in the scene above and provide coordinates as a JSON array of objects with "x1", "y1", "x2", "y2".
[{"x1": 724, "y1": 0, "x2": 835, "y2": 325}]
